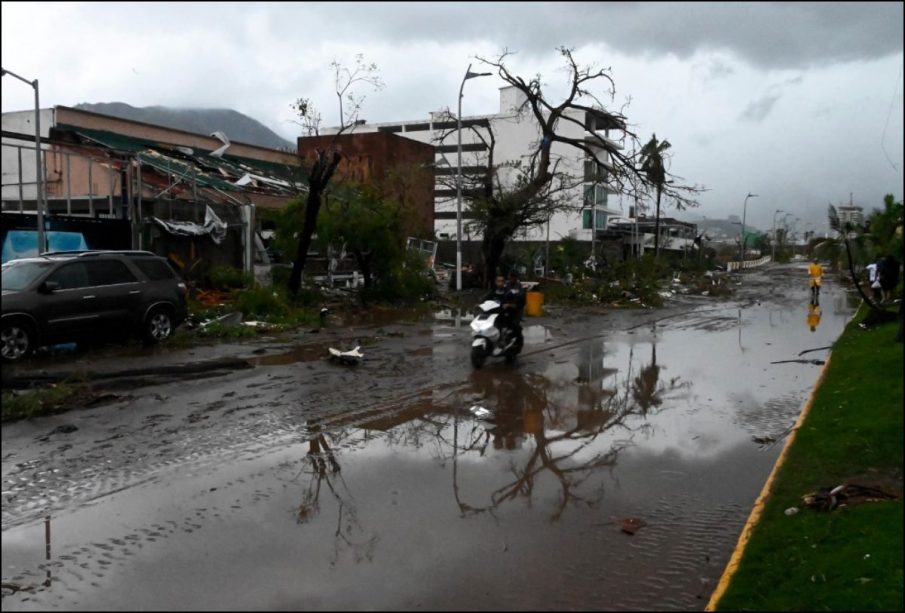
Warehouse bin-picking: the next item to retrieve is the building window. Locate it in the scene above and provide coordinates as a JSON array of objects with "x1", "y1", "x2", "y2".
[
  {"x1": 583, "y1": 184, "x2": 608, "y2": 207},
  {"x1": 582, "y1": 209, "x2": 607, "y2": 230}
]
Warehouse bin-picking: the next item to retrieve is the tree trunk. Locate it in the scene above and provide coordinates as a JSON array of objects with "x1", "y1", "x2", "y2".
[
  {"x1": 653, "y1": 187, "x2": 662, "y2": 260},
  {"x1": 482, "y1": 233, "x2": 506, "y2": 289},
  {"x1": 843, "y1": 239, "x2": 879, "y2": 310},
  {"x1": 288, "y1": 150, "x2": 342, "y2": 296}
]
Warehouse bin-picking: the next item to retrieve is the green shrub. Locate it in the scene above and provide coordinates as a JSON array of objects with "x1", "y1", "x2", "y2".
[
  {"x1": 210, "y1": 266, "x2": 253, "y2": 290},
  {"x1": 232, "y1": 285, "x2": 290, "y2": 320},
  {"x1": 363, "y1": 252, "x2": 437, "y2": 304}
]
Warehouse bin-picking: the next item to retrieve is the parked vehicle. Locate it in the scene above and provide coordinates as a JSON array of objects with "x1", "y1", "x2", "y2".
[
  {"x1": 2, "y1": 250, "x2": 187, "y2": 362},
  {"x1": 469, "y1": 299, "x2": 523, "y2": 369}
]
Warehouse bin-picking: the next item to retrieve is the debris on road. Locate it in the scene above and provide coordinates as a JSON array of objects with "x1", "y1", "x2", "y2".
[
  {"x1": 620, "y1": 517, "x2": 647, "y2": 535},
  {"x1": 328, "y1": 345, "x2": 364, "y2": 365},
  {"x1": 802, "y1": 483, "x2": 899, "y2": 511}
]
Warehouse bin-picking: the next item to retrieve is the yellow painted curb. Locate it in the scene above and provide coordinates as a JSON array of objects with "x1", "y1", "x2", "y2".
[{"x1": 704, "y1": 351, "x2": 835, "y2": 611}]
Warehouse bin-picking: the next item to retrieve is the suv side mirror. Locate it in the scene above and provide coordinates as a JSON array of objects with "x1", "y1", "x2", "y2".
[{"x1": 40, "y1": 280, "x2": 60, "y2": 293}]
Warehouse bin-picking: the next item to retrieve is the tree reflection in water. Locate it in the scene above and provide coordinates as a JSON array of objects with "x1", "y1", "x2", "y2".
[
  {"x1": 289, "y1": 340, "x2": 690, "y2": 532},
  {"x1": 293, "y1": 418, "x2": 378, "y2": 565},
  {"x1": 447, "y1": 340, "x2": 690, "y2": 521}
]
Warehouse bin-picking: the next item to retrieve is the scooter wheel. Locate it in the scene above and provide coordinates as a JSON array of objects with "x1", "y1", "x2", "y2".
[{"x1": 471, "y1": 346, "x2": 487, "y2": 369}]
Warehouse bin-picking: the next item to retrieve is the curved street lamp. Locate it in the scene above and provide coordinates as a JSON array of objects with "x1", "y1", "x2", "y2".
[
  {"x1": 1, "y1": 67, "x2": 45, "y2": 254},
  {"x1": 739, "y1": 192, "x2": 758, "y2": 261},
  {"x1": 456, "y1": 63, "x2": 491, "y2": 291}
]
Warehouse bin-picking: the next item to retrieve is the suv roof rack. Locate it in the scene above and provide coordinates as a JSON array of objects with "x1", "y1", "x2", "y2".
[{"x1": 42, "y1": 250, "x2": 159, "y2": 258}]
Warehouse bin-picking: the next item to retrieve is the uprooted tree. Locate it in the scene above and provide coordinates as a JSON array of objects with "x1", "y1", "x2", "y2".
[
  {"x1": 436, "y1": 47, "x2": 703, "y2": 287},
  {"x1": 285, "y1": 54, "x2": 384, "y2": 296}
]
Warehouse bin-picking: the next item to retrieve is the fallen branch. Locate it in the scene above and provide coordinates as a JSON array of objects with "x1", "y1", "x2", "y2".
[
  {"x1": 771, "y1": 359, "x2": 825, "y2": 365},
  {"x1": 798, "y1": 346, "x2": 832, "y2": 357}
]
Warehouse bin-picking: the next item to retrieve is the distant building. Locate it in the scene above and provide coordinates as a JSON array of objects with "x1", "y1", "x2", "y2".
[
  {"x1": 320, "y1": 86, "x2": 628, "y2": 243},
  {"x1": 836, "y1": 205, "x2": 864, "y2": 227}
]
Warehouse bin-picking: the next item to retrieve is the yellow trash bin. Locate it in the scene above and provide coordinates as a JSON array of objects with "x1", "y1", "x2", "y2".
[{"x1": 525, "y1": 291, "x2": 544, "y2": 317}]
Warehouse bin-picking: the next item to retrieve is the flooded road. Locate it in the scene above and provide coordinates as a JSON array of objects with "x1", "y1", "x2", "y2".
[{"x1": 1, "y1": 264, "x2": 857, "y2": 610}]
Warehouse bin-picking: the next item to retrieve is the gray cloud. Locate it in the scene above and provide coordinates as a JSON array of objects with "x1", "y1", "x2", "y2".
[
  {"x1": 307, "y1": 2, "x2": 903, "y2": 70},
  {"x1": 739, "y1": 94, "x2": 781, "y2": 122}
]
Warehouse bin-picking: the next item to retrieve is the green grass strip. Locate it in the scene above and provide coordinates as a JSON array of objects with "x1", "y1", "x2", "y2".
[{"x1": 715, "y1": 306, "x2": 904, "y2": 611}]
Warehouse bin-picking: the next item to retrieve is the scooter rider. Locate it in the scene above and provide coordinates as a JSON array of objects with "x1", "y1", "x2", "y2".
[{"x1": 484, "y1": 272, "x2": 524, "y2": 348}]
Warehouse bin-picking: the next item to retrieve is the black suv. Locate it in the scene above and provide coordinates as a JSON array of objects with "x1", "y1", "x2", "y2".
[{"x1": 2, "y1": 250, "x2": 187, "y2": 362}]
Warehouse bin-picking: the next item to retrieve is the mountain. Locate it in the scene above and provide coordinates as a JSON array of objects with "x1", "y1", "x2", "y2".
[{"x1": 72, "y1": 102, "x2": 294, "y2": 151}]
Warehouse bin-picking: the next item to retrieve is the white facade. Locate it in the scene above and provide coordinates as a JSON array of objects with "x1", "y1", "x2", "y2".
[
  {"x1": 836, "y1": 206, "x2": 864, "y2": 227},
  {"x1": 322, "y1": 86, "x2": 627, "y2": 242}
]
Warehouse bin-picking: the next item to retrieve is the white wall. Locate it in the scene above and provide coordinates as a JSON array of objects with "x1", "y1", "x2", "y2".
[{"x1": 322, "y1": 86, "x2": 626, "y2": 242}]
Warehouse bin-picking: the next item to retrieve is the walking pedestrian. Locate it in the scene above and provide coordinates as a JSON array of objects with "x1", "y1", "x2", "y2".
[
  {"x1": 867, "y1": 259, "x2": 882, "y2": 303},
  {"x1": 808, "y1": 258, "x2": 824, "y2": 304},
  {"x1": 878, "y1": 254, "x2": 900, "y2": 303}
]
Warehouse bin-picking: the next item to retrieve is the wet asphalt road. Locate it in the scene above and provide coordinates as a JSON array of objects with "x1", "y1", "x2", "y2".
[{"x1": 1, "y1": 264, "x2": 857, "y2": 610}]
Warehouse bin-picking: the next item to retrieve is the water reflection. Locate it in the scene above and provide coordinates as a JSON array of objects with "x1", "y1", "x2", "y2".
[
  {"x1": 806, "y1": 303, "x2": 822, "y2": 332},
  {"x1": 295, "y1": 419, "x2": 378, "y2": 564},
  {"x1": 286, "y1": 341, "x2": 691, "y2": 524},
  {"x1": 449, "y1": 343, "x2": 689, "y2": 520}
]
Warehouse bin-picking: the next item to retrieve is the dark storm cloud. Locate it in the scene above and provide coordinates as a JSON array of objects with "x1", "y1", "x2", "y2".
[{"x1": 311, "y1": 1, "x2": 903, "y2": 69}]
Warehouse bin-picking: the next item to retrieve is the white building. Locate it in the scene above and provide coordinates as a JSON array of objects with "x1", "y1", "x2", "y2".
[
  {"x1": 321, "y1": 86, "x2": 627, "y2": 243},
  {"x1": 836, "y1": 205, "x2": 864, "y2": 227}
]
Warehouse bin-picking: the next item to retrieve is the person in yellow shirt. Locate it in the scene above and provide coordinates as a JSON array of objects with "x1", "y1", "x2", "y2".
[
  {"x1": 807, "y1": 302, "x2": 822, "y2": 332},
  {"x1": 808, "y1": 258, "x2": 824, "y2": 304}
]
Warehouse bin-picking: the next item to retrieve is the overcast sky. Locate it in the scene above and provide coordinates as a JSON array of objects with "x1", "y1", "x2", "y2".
[{"x1": 2, "y1": 1, "x2": 902, "y2": 233}]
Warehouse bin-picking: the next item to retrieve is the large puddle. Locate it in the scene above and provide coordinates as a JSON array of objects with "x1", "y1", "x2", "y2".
[{"x1": 1, "y1": 285, "x2": 857, "y2": 610}]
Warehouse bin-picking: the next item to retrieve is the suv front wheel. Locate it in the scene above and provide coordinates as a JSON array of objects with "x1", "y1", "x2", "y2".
[
  {"x1": 2, "y1": 320, "x2": 35, "y2": 362},
  {"x1": 144, "y1": 307, "x2": 174, "y2": 344}
]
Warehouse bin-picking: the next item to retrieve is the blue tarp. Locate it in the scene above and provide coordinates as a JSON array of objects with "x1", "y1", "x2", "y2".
[{"x1": 1, "y1": 230, "x2": 89, "y2": 263}]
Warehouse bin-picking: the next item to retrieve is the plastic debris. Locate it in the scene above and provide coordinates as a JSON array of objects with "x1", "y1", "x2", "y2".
[
  {"x1": 328, "y1": 345, "x2": 364, "y2": 365},
  {"x1": 784, "y1": 507, "x2": 799, "y2": 516}
]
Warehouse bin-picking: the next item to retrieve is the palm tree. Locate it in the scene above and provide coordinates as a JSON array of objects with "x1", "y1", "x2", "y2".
[
  {"x1": 826, "y1": 204, "x2": 881, "y2": 310},
  {"x1": 639, "y1": 134, "x2": 671, "y2": 259}
]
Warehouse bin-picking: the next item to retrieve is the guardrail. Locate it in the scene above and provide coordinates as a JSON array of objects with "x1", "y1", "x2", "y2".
[{"x1": 726, "y1": 256, "x2": 772, "y2": 272}]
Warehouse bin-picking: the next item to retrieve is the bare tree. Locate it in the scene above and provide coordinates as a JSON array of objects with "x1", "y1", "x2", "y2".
[
  {"x1": 435, "y1": 47, "x2": 705, "y2": 284},
  {"x1": 286, "y1": 54, "x2": 384, "y2": 295}
]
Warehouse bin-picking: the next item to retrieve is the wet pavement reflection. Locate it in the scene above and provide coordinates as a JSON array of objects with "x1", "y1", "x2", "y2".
[{"x1": 1, "y1": 271, "x2": 857, "y2": 610}]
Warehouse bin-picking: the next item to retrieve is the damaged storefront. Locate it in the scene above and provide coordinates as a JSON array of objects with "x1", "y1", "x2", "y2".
[{"x1": 2, "y1": 118, "x2": 304, "y2": 286}]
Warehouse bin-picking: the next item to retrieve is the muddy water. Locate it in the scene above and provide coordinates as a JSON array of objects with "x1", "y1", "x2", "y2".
[{"x1": 1, "y1": 271, "x2": 856, "y2": 610}]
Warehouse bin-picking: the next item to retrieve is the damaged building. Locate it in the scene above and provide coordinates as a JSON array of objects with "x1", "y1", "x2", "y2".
[{"x1": 2, "y1": 106, "x2": 304, "y2": 284}]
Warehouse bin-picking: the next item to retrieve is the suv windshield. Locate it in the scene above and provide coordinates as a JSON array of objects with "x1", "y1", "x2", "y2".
[{"x1": 2, "y1": 260, "x2": 55, "y2": 291}]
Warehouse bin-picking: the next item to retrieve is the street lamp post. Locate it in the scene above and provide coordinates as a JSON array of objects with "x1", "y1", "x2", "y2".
[
  {"x1": 2, "y1": 67, "x2": 45, "y2": 254},
  {"x1": 456, "y1": 63, "x2": 491, "y2": 291},
  {"x1": 771, "y1": 208, "x2": 784, "y2": 263},
  {"x1": 739, "y1": 192, "x2": 758, "y2": 262}
]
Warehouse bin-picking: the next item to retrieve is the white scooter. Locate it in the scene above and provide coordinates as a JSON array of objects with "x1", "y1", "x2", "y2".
[{"x1": 469, "y1": 300, "x2": 522, "y2": 369}]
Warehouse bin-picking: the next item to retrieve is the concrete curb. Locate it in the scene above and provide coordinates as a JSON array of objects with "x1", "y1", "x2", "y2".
[
  {"x1": 704, "y1": 350, "x2": 835, "y2": 610},
  {"x1": 705, "y1": 298, "x2": 862, "y2": 610}
]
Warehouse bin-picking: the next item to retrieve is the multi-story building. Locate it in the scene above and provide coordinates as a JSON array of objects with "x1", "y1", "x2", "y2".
[
  {"x1": 320, "y1": 86, "x2": 627, "y2": 244},
  {"x1": 836, "y1": 205, "x2": 864, "y2": 227}
]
